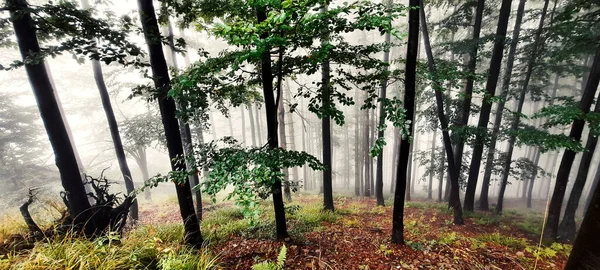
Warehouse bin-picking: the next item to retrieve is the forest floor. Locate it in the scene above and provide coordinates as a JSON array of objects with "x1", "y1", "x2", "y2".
[
  {"x1": 0, "y1": 194, "x2": 570, "y2": 269},
  {"x1": 142, "y1": 194, "x2": 569, "y2": 269}
]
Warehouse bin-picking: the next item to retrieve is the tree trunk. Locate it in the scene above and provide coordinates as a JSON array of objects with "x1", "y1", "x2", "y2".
[
  {"x1": 438, "y1": 146, "x2": 445, "y2": 202},
  {"x1": 544, "y1": 47, "x2": 600, "y2": 243},
  {"x1": 256, "y1": 7, "x2": 289, "y2": 240},
  {"x1": 321, "y1": 6, "x2": 334, "y2": 210},
  {"x1": 248, "y1": 105, "x2": 257, "y2": 146},
  {"x1": 391, "y1": 0, "x2": 418, "y2": 244},
  {"x1": 565, "y1": 163, "x2": 600, "y2": 269},
  {"x1": 559, "y1": 104, "x2": 600, "y2": 241},
  {"x1": 420, "y1": 0, "x2": 464, "y2": 225},
  {"x1": 375, "y1": 28, "x2": 391, "y2": 206},
  {"x1": 390, "y1": 129, "x2": 399, "y2": 194},
  {"x1": 137, "y1": 0, "x2": 202, "y2": 246},
  {"x1": 496, "y1": 0, "x2": 549, "y2": 214},
  {"x1": 528, "y1": 148, "x2": 541, "y2": 208},
  {"x1": 406, "y1": 141, "x2": 413, "y2": 201},
  {"x1": 8, "y1": 0, "x2": 92, "y2": 224},
  {"x1": 93, "y1": 60, "x2": 139, "y2": 221}
]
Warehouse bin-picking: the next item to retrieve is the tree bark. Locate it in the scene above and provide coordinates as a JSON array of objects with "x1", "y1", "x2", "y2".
[
  {"x1": 544, "y1": 47, "x2": 600, "y2": 243},
  {"x1": 278, "y1": 81, "x2": 292, "y2": 202},
  {"x1": 363, "y1": 100, "x2": 371, "y2": 197},
  {"x1": 391, "y1": 0, "x2": 418, "y2": 244},
  {"x1": 137, "y1": 0, "x2": 202, "y2": 246}
]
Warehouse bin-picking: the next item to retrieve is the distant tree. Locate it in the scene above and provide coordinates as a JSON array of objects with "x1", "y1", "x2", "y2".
[
  {"x1": 321, "y1": 5, "x2": 334, "y2": 211},
  {"x1": 375, "y1": 13, "x2": 392, "y2": 206}
]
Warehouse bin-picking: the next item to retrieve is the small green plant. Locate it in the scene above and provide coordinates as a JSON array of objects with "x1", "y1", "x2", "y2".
[
  {"x1": 405, "y1": 240, "x2": 424, "y2": 251},
  {"x1": 378, "y1": 244, "x2": 393, "y2": 257},
  {"x1": 476, "y1": 233, "x2": 527, "y2": 250},
  {"x1": 369, "y1": 206, "x2": 387, "y2": 215},
  {"x1": 251, "y1": 245, "x2": 287, "y2": 270},
  {"x1": 343, "y1": 218, "x2": 361, "y2": 228},
  {"x1": 437, "y1": 232, "x2": 459, "y2": 246}
]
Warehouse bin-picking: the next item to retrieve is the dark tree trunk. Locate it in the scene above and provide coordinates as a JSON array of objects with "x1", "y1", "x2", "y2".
[
  {"x1": 137, "y1": 0, "x2": 202, "y2": 246},
  {"x1": 565, "y1": 163, "x2": 600, "y2": 269},
  {"x1": 321, "y1": 6, "x2": 334, "y2": 210},
  {"x1": 452, "y1": 0, "x2": 485, "y2": 192},
  {"x1": 465, "y1": 0, "x2": 514, "y2": 211},
  {"x1": 256, "y1": 8, "x2": 289, "y2": 240},
  {"x1": 93, "y1": 60, "x2": 139, "y2": 221},
  {"x1": 391, "y1": 0, "x2": 418, "y2": 244},
  {"x1": 8, "y1": 0, "x2": 91, "y2": 223},
  {"x1": 420, "y1": 0, "x2": 464, "y2": 225},
  {"x1": 559, "y1": 102, "x2": 600, "y2": 241},
  {"x1": 544, "y1": 47, "x2": 600, "y2": 243},
  {"x1": 375, "y1": 30, "x2": 391, "y2": 206},
  {"x1": 496, "y1": 0, "x2": 550, "y2": 214}
]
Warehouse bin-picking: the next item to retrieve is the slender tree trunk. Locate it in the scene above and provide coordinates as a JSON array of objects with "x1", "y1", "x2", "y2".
[
  {"x1": 421, "y1": 0, "x2": 464, "y2": 224},
  {"x1": 93, "y1": 61, "x2": 139, "y2": 221},
  {"x1": 391, "y1": 0, "x2": 418, "y2": 244},
  {"x1": 321, "y1": 5, "x2": 334, "y2": 210},
  {"x1": 559, "y1": 104, "x2": 600, "y2": 241},
  {"x1": 256, "y1": 8, "x2": 289, "y2": 239},
  {"x1": 544, "y1": 47, "x2": 600, "y2": 243},
  {"x1": 137, "y1": 0, "x2": 202, "y2": 246},
  {"x1": 135, "y1": 147, "x2": 152, "y2": 201},
  {"x1": 438, "y1": 146, "x2": 445, "y2": 202},
  {"x1": 406, "y1": 142, "x2": 413, "y2": 201},
  {"x1": 241, "y1": 107, "x2": 247, "y2": 146},
  {"x1": 375, "y1": 27, "x2": 391, "y2": 205},
  {"x1": 8, "y1": 0, "x2": 91, "y2": 224}
]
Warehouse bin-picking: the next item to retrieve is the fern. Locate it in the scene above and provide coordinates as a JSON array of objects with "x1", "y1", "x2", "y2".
[{"x1": 251, "y1": 245, "x2": 287, "y2": 270}]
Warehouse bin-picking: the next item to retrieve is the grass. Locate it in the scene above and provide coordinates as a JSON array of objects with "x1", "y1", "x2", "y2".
[
  {"x1": 1, "y1": 226, "x2": 219, "y2": 270},
  {"x1": 475, "y1": 232, "x2": 528, "y2": 250}
]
